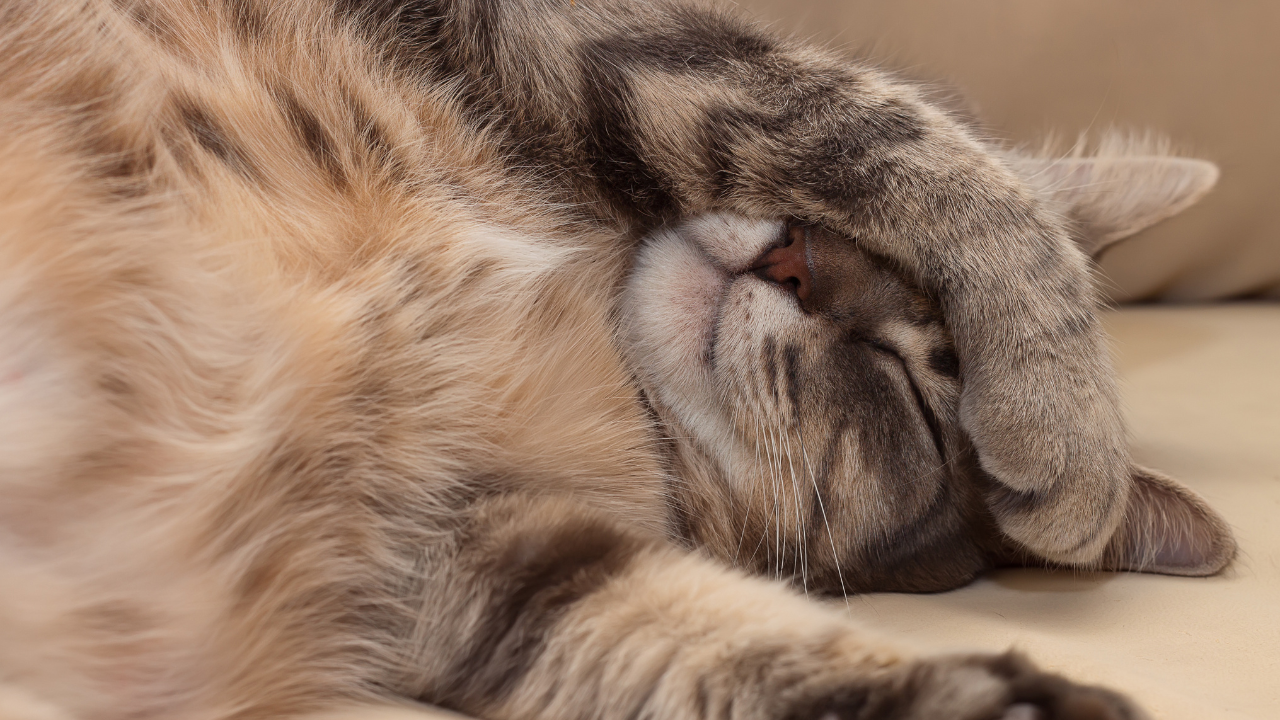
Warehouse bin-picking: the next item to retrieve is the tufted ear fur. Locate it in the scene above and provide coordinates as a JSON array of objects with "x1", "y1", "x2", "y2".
[
  {"x1": 1093, "y1": 465, "x2": 1236, "y2": 576},
  {"x1": 1008, "y1": 136, "x2": 1219, "y2": 257}
]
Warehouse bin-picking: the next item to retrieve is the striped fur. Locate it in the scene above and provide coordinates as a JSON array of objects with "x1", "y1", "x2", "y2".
[{"x1": 0, "y1": 0, "x2": 1230, "y2": 718}]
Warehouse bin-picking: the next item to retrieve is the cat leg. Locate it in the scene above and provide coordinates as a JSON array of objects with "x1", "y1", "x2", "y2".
[
  {"x1": 302, "y1": 702, "x2": 469, "y2": 720},
  {"x1": 401, "y1": 495, "x2": 1140, "y2": 720}
]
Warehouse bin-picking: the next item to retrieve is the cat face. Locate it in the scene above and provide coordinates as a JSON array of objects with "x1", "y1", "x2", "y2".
[
  {"x1": 625, "y1": 214, "x2": 993, "y2": 592},
  {"x1": 622, "y1": 144, "x2": 1235, "y2": 593}
]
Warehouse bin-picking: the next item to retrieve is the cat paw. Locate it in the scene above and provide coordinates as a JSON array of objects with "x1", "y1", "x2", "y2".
[{"x1": 800, "y1": 652, "x2": 1143, "y2": 720}]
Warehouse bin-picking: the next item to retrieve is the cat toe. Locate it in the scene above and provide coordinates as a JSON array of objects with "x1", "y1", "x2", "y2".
[
  {"x1": 975, "y1": 652, "x2": 1144, "y2": 720},
  {"x1": 900, "y1": 651, "x2": 1145, "y2": 720}
]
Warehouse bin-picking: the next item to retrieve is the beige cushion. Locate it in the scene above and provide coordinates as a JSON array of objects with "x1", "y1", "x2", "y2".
[{"x1": 737, "y1": 0, "x2": 1280, "y2": 301}]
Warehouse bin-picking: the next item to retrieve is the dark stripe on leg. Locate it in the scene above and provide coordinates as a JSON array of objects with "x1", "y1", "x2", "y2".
[
  {"x1": 226, "y1": 0, "x2": 265, "y2": 40},
  {"x1": 582, "y1": 11, "x2": 776, "y2": 78},
  {"x1": 433, "y1": 513, "x2": 652, "y2": 708},
  {"x1": 341, "y1": 88, "x2": 405, "y2": 181}
]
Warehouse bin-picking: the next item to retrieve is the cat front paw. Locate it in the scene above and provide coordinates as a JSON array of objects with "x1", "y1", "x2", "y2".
[{"x1": 798, "y1": 652, "x2": 1142, "y2": 720}]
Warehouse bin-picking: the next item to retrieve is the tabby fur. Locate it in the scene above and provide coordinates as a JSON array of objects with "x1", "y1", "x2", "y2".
[{"x1": 0, "y1": 1, "x2": 1232, "y2": 719}]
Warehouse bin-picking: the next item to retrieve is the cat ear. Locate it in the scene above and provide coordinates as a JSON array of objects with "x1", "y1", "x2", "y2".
[
  {"x1": 1008, "y1": 146, "x2": 1219, "y2": 257},
  {"x1": 1095, "y1": 464, "x2": 1236, "y2": 576}
]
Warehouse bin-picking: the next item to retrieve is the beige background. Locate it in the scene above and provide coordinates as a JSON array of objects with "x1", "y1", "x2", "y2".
[{"x1": 734, "y1": 0, "x2": 1280, "y2": 301}]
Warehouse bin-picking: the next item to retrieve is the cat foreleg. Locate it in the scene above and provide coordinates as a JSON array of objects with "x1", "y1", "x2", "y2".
[{"x1": 403, "y1": 495, "x2": 1140, "y2": 720}]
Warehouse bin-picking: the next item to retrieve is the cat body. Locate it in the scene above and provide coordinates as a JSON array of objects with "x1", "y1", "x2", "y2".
[{"x1": 0, "y1": 1, "x2": 1232, "y2": 718}]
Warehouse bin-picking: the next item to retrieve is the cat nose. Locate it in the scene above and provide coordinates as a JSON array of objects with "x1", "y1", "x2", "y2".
[{"x1": 750, "y1": 226, "x2": 812, "y2": 304}]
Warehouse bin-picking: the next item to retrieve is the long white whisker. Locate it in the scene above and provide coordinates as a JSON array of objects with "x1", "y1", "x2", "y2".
[
  {"x1": 761, "y1": 419, "x2": 777, "y2": 580},
  {"x1": 764, "y1": 421, "x2": 781, "y2": 580},
  {"x1": 772, "y1": 423, "x2": 786, "y2": 583},
  {"x1": 798, "y1": 429, "x2": 850, "y2": 609},
  {"x1": 744, "y1": 414, "x2": 769, "y2": 567},
  {"x1": 781, "y1": 424, "x2": 807, "y2": 596},
  {"x1": 732, "y1": 405, "x2": 751, "y2": 567}
]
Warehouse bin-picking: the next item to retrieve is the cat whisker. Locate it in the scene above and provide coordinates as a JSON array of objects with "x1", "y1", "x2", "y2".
[
  {"x1": 732, "y1": 405, "x2": 750, "y2": 569},
  {"x1": 771, "y1": 423, "x2": 786, "y2": 582},
  {"x1": 743, "y1": 414, "x2": 769, "y2": 568},
  {"x1": 781, "y1": 424, "x2": 808, "y2": 596},
  {"x1": 765, "y1": 422, "x2": 774, "y2": 580},
  {"x1": 781, "y1": 390, "x2": 812, "y2": 595},
  {"x1": 798, "y1": 428, "x2": 850, "y2": 607},
  {"x1": 783, "y1": 422, "x2": 803, "y2": 597},
  {"x1": 762, "y1": 418, "x2": 782, "y2": 581}
]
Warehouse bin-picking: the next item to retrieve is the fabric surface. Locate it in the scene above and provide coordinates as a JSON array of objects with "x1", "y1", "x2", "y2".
[{"x1": 735, "y1": 0, "x2": 1280, "y2": 301}]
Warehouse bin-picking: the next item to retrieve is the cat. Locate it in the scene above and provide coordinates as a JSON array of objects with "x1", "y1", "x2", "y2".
[{"x1": 0, "y1": 0, "x2": 1234, "y2": 719}]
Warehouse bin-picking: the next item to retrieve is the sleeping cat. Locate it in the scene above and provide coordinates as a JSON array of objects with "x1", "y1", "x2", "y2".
[{"x1": 0, "y1": 0, "x2": 1234, "y2": 719}]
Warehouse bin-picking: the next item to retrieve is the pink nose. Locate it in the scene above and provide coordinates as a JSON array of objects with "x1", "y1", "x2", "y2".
[{"x1": 750, "y1": 225, "x2": 812, "y2": 303}]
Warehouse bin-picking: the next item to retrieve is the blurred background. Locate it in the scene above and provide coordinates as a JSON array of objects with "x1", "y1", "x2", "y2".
[{"x1": 735, "y1": 0, "x2": 1280, "y2": 301}]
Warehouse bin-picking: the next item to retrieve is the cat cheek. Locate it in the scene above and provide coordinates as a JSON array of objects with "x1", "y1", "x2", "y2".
[{"x1": 625, "y1": 235, "x2": 725, "y2": 366}]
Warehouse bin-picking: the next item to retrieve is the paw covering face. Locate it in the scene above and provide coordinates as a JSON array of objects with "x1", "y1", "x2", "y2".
[{"x1": 625, "y1": 175, "x2": 1233, "y2": 591}]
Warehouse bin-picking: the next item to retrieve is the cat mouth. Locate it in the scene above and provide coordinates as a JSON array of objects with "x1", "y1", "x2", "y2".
[
  {"x1": 622, "y1": 225, "x2": 734, "y2": 392},
  {"x1": 705, "y1": 240, "x2": 803, "y2": 369}
]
